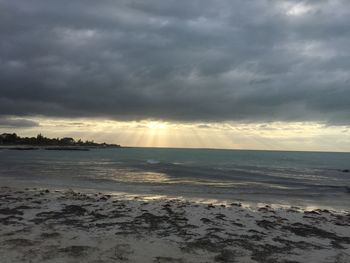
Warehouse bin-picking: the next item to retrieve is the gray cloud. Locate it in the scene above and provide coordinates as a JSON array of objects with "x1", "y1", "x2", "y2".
[
  {"x1": 0, "y1": 0, "x2": 350, "y2": 124},
  {"x1": 0, "y1": 117, "x2": 39, "y2": 128}
]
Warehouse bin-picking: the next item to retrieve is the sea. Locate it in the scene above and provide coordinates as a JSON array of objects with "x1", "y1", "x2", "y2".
[{"x1": 0, "y1": 147, "x2": 349, "y2": 211}]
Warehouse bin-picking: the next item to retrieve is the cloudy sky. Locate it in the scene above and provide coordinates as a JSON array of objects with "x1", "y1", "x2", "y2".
[{"x1": 1, "y1": 0, "x2": 350, "y2": 151}]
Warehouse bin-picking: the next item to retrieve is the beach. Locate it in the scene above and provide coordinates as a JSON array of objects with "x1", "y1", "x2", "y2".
[{"x1": 1, "y1": 186, "x2": 349, "y2": 263}]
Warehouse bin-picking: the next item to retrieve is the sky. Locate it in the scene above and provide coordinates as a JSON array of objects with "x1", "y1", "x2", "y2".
[{"x1": 0, "y1": 0, "x2": 350, "y2": 151}]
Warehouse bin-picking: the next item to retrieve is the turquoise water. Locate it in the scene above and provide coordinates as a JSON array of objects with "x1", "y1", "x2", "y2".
[{"x1": 0, "y1": 148, "x2": 349, "y2": 210}]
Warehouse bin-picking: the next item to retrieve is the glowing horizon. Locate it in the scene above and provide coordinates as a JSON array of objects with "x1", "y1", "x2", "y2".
[{"x1": 1, "y1": 117, "x2": 349, "y2": 152}]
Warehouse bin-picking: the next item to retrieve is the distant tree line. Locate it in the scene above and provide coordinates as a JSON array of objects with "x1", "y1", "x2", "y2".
[{"x1": 0, "y1": 133, "x2": 120, "y2": 147}]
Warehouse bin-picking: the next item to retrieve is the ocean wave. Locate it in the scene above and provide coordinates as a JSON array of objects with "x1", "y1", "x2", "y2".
[{"x1": 146, "y1": 159, "x2": 160, "y2": 164}]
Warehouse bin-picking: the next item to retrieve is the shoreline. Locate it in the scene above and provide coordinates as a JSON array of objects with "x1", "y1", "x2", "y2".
[
  {"x1": 2, "y1": 178, "x2": 349, "y2": 213},
  {"x1": 0, "y1": 186, "x2": 349, "y2": 262}
]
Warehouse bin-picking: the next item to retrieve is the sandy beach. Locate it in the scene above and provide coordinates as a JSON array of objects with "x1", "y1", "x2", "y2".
[{"x1": 0, "y1": 186, "x2": 349, "y2": 263}]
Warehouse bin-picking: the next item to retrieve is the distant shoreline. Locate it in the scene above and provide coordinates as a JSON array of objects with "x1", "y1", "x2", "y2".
[
  {"x1": 0, "y1": 133, "x2": 121, "y2": 150},
  {"x1": 0, "y1": 145, "x2": 122, "y2": 151}
]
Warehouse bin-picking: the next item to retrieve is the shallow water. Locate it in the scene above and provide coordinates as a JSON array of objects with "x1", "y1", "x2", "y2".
[{"x1": 0, "y1": 147, "x2": 349, "y2": 210}]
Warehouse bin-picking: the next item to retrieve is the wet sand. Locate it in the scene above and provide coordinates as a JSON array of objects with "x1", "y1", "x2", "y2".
[{"x1": 0, "y1": 186, "x2": 349, "y2": 263}]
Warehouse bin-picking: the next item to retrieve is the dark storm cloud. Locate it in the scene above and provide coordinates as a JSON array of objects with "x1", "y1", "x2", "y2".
[{"x1": 0, "y1": 0, "x2": 350, "y2": 124}]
